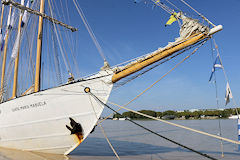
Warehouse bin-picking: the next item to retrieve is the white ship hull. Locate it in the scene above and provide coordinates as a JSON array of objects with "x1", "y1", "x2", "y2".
[{"x1": 0, "y1": 71, "x2": 113, "y2": 155}]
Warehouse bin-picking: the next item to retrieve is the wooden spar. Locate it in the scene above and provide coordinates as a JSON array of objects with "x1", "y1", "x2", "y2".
[
  {"x1": 0, "y1": 4, "x2": 5, "y2": 99},
  {"x1": 21, "y1": 85, "x2": 34, "y2": 96},
  {"x1": 0, "y1": 5, "x2": 12, "y2": 100},
  {"x1": 12, "y1": 11, "x2": 23, "y2": 98},
  {"x1": 0, "y1": 5, "x2": 5, "y2": 29},
  {"x1": 34, "y1": 0, "x2": 45, "y2": 92},
  {"x1": 111, "y1": 25, "x2": 222, "y2": 83},
  {"x1": 2, "y1": 0, "x2": 77, "y2": 32},
  {"x1": 111, "y1": 33, "x2": 207, "y2": 83}
]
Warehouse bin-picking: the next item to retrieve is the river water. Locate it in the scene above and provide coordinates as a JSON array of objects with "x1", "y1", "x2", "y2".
[{"x1": 0, "y1": 119, "x2": 240, "y2": 160}]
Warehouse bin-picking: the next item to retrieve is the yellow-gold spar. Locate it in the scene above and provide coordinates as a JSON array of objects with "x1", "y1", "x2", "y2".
[{"x1": 112, "y1": 25, "x2": 223, "y2": 83}]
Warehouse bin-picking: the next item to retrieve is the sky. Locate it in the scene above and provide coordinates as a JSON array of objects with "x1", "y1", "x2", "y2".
[{"x1": 47, "y1": 0, "x2": 240, "y2": 114}]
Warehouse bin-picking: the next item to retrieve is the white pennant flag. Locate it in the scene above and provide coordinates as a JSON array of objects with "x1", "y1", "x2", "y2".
[
  {"x1": 9, "y1": 9, "x2": 15, "y2": 29},
  {"x1": 11, "y1": 32, "x2": 21, "y2": 59},
  {"x1": 225, "y1": 82, "x2": 233, "y2": 106},
  {"x1": 20, "y1": 0, "x2": 25, "y2": 17},
  {"x1": 11, "y1": 0, "x2": 30, "y2": 59},
  {"x1": 7, "y1": 9, "x2": 11, "y2": 28},
  {"x1": 21, "y1": 0, "x2": 30, "y2": 28},
  {"x1": 21, "y1": 0, "x2": 25, "y2": 5}
]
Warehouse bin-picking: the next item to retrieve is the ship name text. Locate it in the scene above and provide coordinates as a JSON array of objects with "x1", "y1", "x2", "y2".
[{"x1": 12, "y1": 101, "x2": 47, "y2": 112}]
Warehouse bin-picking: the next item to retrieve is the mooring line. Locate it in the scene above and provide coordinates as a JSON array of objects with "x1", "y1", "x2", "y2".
[
  {"x1": 88, "y1": 95, "x2": 120, "y2": 160},
  {"x1": 108, "y1": 101, "x2": 240, "y2": 145},
  {"x1": 88, "y1": 92, "x2": 218, "y2": 160},
  {"x1": 99, "y1": 124, "x2": 121, "y2": 160}
]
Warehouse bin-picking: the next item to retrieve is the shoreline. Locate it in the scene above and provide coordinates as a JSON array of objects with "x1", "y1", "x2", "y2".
[{"x1": 110, "y1": 116, "x2": 236, "y2": 121}]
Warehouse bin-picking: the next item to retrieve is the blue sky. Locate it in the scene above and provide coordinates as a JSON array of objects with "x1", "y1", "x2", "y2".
[{"x1": 57, "y1": 0, "x2": 240, "y2": 113}]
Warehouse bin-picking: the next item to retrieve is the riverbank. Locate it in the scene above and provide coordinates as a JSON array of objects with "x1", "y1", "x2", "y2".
[{"x1": 113, "y1": 108, "x2": 240, "y2": 120}]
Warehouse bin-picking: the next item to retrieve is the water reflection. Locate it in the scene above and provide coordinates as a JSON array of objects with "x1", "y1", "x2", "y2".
[{"x1": 71, "y1": 137, "x2": 186, "y2": 156}]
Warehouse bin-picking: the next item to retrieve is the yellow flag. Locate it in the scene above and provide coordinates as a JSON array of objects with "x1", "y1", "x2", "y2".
[
  {"x1": 166, "y1": 12, "x2": 177, "y2": 26},
  {"x1": 155, "y1": 0, "x2": 160, "y2": 3}
]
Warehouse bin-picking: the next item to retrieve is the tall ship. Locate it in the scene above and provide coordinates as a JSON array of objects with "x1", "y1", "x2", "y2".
[{"x1": 0, "y1": 0, "x2": 222, "y2": 155}]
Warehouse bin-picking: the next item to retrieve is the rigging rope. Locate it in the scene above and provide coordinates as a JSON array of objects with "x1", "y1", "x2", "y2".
[
  {"x1": 180, "y1": 0, "x2": 215, "y2": 27},
  {"x1": 19, "y1": 1, "x2": 39, "y2": 95},
  {"x1": 99, "y1": 39, "x2": 208, "y2": 123},
  {"x1": 57, "y1": 0, "x2": 81, "y2": 77},
  {"x1": 47, "y1": 0, "x2": 72, "y2": 74},
  {"x1": 151, "y1": 0, "x2": 174, "y2": 14},
  {"x1": 25, "y1": 17, "x2": 36, "y2": 87},
  {"x1": 88, "y1": 95, "x2": 120, "y2": 159},
  {"x1": 25, "y1": 8, "x2": 39, "y2": 86},
  {"x1": 107, "y1": 100, "x2": 240, "y2": 142},
  {"x1": 73, "y1": 0, "x2": 107, "y2": 62},
  {"x1": 1, "y1": 0, "x2": 39, "y2": 99},
  {"x1": 50, "y1": 23, "x2": 63, "y2": 85},
  {"x1": 89, "y1": 92, "x2": 218, "y2": 160},
  {"x1": 165, "y1": 0, "x2": 181, "y2": 12}
]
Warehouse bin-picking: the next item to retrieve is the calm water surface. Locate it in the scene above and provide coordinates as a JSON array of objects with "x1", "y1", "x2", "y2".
[{"x1": 0, "y1": 119, "x2": 240, "y2": 160}]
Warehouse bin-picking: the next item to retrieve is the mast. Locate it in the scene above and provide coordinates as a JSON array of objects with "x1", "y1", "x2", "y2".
[
  {"x1": 1, "y1": 0, "x2": 76, "y2": 93},
  {"x1": 12, "y1": 5, "x2": 23, "y2": 98},
  {"x1": 0, "y1": 5, "x2": 5, "y2": 29},
  {"x1": 0, "y1": 4, "x2": 5, "y2": 99},
  {"x1": 34, "y1": 0, "x2": 45, "y2": 92},
  {"x1": 0, "y1": 5, "x2": 13, "y2": 100}
]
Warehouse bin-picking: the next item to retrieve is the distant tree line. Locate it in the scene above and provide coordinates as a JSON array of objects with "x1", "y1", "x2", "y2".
[{"x1": 113, "y1": 108, "x2": 240, "y2": 120}]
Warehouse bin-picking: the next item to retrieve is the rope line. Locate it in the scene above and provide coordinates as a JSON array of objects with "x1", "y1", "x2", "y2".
[
  {"x1": 89, "y1": 92, "x2": 218, "y2": 160},
  {"x1": 108, "y1": 101, "x2": 240, "y2": 145},
  {"x1": 180, "y1": 0, "x2": 215, "y2": 27},
  {"x1": 47, "y1": 0, "x2": 72, "y2": 73},
  {"x1": 165, "y1": 0, "x2": 181, "y2": 12},
  {"x1": 73, "y1": 0, "x2": 107, "y2": 61},
  {"x1": 99, "y1": 124, "x2": 121, "y2": 160},
  {"x1": 88, "y1": 95, "x2": 120, "y2": 160},
  {"x1": 151, "y1": 0, "x2": 173, "y2": 14}
]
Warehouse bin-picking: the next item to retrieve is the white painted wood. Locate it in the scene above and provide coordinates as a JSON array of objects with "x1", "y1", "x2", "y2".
[{"x1": 0, "y1": 70, "x2": 113, "y2": 155}]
